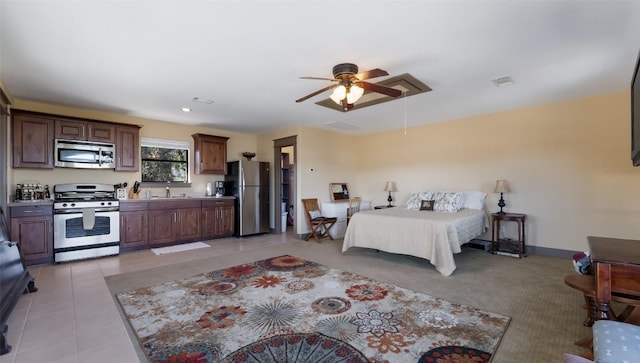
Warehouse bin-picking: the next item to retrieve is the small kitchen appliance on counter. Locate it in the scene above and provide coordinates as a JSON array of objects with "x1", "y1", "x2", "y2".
[{"x1": 215, "y1": 181, "x2": 225, "y2": 197}]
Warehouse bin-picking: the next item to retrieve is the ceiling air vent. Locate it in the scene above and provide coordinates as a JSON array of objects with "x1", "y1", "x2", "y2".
[
  {"x1": 491, "y1": 75, "x2": 515, "y2": 87},
  {"x1": 324, "y1": 121, "x2": 360, "y2": 130}
]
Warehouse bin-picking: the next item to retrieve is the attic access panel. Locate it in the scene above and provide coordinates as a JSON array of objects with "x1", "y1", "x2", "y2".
[{"x1": 315, "y1": 73, "x2": 431, "y2": 112}]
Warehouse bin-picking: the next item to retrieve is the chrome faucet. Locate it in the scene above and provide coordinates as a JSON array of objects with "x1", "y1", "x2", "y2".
[{"x1": 165, "y1": 181, "x2": 171, "y2": 198}]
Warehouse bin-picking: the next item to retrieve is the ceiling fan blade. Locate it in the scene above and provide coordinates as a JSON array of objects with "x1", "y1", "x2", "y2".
[
  {"x1": 295, "y1": 84, "x2": 338, "y2": 103},
  {"x1": 299, "y1": 76, "x2": 337, "y2": 81},
  {"x1": 359, "y1": 81, "x2": 402, "y2": 98},
  {"x1": 356, "y1": 68, "x2": 389, "y2": 81}
]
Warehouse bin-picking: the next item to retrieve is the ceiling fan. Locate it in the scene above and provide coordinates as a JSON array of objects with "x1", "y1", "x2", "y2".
[{"x1": 295, "y1": 63, "x2": 403, "y2": 111}]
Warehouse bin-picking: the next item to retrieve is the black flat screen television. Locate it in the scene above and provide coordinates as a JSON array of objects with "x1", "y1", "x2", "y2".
[{"x1": 632, "y1": 49, "x2": 640, "y2": 166}]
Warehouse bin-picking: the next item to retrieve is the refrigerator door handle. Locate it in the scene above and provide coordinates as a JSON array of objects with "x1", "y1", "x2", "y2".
[{"x1": 240, "y1": 168, "x2": 245, "y2": 204}]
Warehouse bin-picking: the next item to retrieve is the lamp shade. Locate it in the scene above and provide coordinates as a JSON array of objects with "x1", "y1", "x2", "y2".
[
  {"x1": 330, "y1": 85, "x2": 364, "y2": 105},
  {"x1": 384, "y1": 181, "x2": 398, "y2": 192},
  {"x1": 494, "y1": 180, "x2": 511, "y2": 193},
  {"x1": 346, "y1": 85, "x2": 364, "y2": 103}
]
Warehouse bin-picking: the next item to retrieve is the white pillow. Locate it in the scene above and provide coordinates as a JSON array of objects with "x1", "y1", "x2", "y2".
[
  {"x1": 433, "y1": 192, "x2": 462, "y2": 212},
  {"x1": 309, "y1": 210, "x2": 322, "y2": 219},
  {"x1": 459, "y1": 191, "x2": 486, "y2": 210},
  {"x1": 406, "y1": 191, "x2": 433, "y2": 209}
]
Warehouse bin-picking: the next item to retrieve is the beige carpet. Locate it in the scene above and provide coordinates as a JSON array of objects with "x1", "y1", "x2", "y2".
[{"x1": 105, "y1": 238, "x2": 589, "y2": 363}]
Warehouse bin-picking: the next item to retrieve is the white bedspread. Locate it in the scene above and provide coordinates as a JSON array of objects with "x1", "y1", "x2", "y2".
[{"x1": 342, "y1": 208, "x2": 488, "y2": 276}]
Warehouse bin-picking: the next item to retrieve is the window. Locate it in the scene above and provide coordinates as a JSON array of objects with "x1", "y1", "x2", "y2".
[{"x1": 141, "y1": 138, "x2": 189, "y2": 183}]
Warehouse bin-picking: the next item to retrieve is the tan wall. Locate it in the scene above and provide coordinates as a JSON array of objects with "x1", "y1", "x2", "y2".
[
  {"x1": 10, "y1": 99, "x2": 257, "y2": 198},
  {"x1": 354, "y1": 91, "x2": 640, "y2": 251},
  {"x1": 8, "y1": 92, "x2": 640, "y2": 251},
  {"x1": 257, "y1": 125, "x2": 358, "y2": 233}
]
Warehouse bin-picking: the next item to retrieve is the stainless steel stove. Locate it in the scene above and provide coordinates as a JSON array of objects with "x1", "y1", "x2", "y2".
[{"x1": 53, "y1": 183, "x2": 120, "y2": 262}]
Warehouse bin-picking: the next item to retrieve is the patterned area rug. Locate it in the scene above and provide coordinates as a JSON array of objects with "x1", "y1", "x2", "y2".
[{"x1": 116, "y1": 255, "x2": 510, "y2": 363}]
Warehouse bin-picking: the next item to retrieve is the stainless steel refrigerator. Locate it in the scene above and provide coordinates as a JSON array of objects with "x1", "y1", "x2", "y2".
[{"x1": 224, "y1": 160, "x2": 270, "y2": 236}]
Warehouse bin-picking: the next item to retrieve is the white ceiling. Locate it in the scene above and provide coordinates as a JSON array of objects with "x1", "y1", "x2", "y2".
[{"x1": 2, "y1": 1, "x2": 640, "y2": 135}]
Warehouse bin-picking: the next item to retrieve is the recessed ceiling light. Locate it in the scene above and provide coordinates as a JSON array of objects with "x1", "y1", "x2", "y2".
[
  {"x1": 192, "y1": 97, "x2": 214, "y2": 104},
  {"x1": 181, "y1": 107, "x2": 192, "y2": 112},
  {"x1": 491, "y1": 75, "x2": 515, "y2": 87}
]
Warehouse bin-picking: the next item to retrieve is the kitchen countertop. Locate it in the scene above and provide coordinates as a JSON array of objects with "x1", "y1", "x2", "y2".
[
  {"x1": 7, "y1": 200, "x2": 54, "y2": 207},
  {"x1": 119, "y1": 196, "x2": 236, "y2": 202}
]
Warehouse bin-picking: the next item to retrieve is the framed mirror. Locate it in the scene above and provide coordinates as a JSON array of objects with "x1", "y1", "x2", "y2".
[{"x1": 330, "y1": 183, "x2": 350, "y2": 202}]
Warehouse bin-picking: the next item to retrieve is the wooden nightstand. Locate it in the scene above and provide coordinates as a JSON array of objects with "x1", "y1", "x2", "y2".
[
  {"x1": 374, "y1": 205, "x2": 394, "y2": 209},
  {"x1": 491, "y1": 212, "x2": 526, "y2": 258}
]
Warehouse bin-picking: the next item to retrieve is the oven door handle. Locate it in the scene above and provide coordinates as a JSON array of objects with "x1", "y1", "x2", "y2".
[{"x1": 55, "y1": 207, "x2": 119, "y2": 214}]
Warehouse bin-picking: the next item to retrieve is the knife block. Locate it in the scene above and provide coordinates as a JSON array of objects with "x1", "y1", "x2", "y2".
[{"x1": 128, "y1": 188, "x2": 139, "y2": 199}]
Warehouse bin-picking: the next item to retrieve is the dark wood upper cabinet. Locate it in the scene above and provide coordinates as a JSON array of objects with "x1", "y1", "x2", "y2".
[
  {"x1": 115, "y1": 125, "x2": 140, "y2": 171},
  {"x1": 192, "y1": 133, "x2": 229, "y2": 175},
  {"x1": 55, "y1": 119, "x2": 116, "y2": 143},
  {"x1": 12, "y1": 111, "x2": 55, "y2": 169},
  {"x1": 11, "y1": 109, "x2": 140, "y2": 171}
]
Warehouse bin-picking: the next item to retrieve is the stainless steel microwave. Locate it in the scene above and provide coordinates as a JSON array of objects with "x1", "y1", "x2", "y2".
[{"x1": 54, "y1": 139, "x2": 116, "y2": 169}]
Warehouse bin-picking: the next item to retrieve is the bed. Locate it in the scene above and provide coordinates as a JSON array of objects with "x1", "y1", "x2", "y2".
[{"x1": 341, "y1": 191, "x2": 489, "y2": 276}]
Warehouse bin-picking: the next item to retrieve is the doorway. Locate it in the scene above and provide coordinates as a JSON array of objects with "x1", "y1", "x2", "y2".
[
  {"x1": 274, "y1": 136, "x2": 297, "y2": 234},
  {"x1": 0, "y1": 89, "x2": 9, "y2": 215}
]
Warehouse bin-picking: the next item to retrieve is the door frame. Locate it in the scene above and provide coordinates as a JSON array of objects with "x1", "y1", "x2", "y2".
[
  {"x1": 0, "y1": 88, "x2": 10, "y2": 215},
  {"x1": 273, "y1": 136, "x2": 297, "y2": 234}
]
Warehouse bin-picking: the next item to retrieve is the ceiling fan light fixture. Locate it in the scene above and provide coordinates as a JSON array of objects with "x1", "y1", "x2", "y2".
[
  {"x1": 330, "y1": 85, "x2": 364, "y2": 106},
  {"x1": 347, "y1": 85, "x2": 364, "y2": 104},
  {"x1": 330, "y1": 85, "x2": 346, "y2": 104}
]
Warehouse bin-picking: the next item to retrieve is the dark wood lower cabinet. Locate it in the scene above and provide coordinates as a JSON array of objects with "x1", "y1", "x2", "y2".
[
  {"x1": 9, "y1": 205, "x2": 53, "y2": 266},
  {"x1": 176, "y1": 208, "x2": 201, "y2": 241},
  {"x1": 119, "y1": 202, "x2": 149, "y2": 251},
  {"x1": 148, "y1": 209, "x2": 176, "y2": 245},
  {"x1": 120, "y1": 199, "x2": 235, "y2": 252},
  {"x1": 202, "y1": 199, "x2": 234, "y2": 239}
]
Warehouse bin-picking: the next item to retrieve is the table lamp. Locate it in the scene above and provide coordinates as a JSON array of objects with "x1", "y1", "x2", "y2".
[
  {"x1": 384, "y1": 181, "x2": 397, "y2": 207},
  {"x1": 494, "y1": 179, "x2": 511, "y2": 214}
]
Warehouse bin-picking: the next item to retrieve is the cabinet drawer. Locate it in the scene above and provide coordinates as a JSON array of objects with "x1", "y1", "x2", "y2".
[
  {"x1": 10, "y1": 205, "x2": 52, "y2": 217},
  {"x1": 120, "y1": 202, "x2": 148, "y2": 212},
  {"x1": 202, "y1": 199, "x2": 234, "y2": 207},
  {"x1": 149, "y1": 200, "x2": 202, "y2": 210}
]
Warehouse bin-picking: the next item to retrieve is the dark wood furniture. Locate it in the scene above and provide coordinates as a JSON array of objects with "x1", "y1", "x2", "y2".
[
  {"x1": 8, "y1": 204, "x2": 54, "y2": 265},
  {"x1": 564, "y1": 274, "x2": 640, "y2": 328},
  {"x1": 120, "y1": 198, "x2": 235, "y2": 252},
  {"x1": 588, "y1": 236, "x2": 640, "y2": 321},
  {"x1": 119, "y1": 202, "x2": 149, "y2": 250},
  {"x1": 54, "y1": 119, "x2": 116, "y2": 143},
  {"x1": 148, "y1": 200, "x2": 202, "y2": 245},
  {"x1": 192, "y1": 133, "x2": 229, "y2": 175},
  {"x1": 1, "y1": 208, "x2": 37, "y2": 355},
  {"x1": 491, "y1": 212, "x2": 526, "y2": 258},
  {"x1": 11, "y1": 112, "x2": 55, "y2": 169},
  {"x1": 11, "y1": 109, "x2": 141, "y2": 171},
  {"x1": 202, "y1": 199, "x2": 235, "y2": 239},
  {"x1": 115, "y1": 125, "x2": 140, "y2": 171}
]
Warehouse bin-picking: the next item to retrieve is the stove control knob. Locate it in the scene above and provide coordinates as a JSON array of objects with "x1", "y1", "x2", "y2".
[
  {"x1": 62, "y1": 203, "x2": 68, "y2": 208},
  {"x1": 70, "y1": 203, "x2": 75, "y2": 207}
]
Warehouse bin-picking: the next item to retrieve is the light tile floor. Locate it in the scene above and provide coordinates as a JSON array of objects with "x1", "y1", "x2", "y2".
[{"x1": 2, "y1": 231, "x2": 296, "y2": 363}]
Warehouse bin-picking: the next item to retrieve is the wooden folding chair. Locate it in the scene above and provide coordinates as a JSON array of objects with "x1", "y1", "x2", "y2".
[{"x1": 301, "y1": 198, "x2": 337, "y2": 243}]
